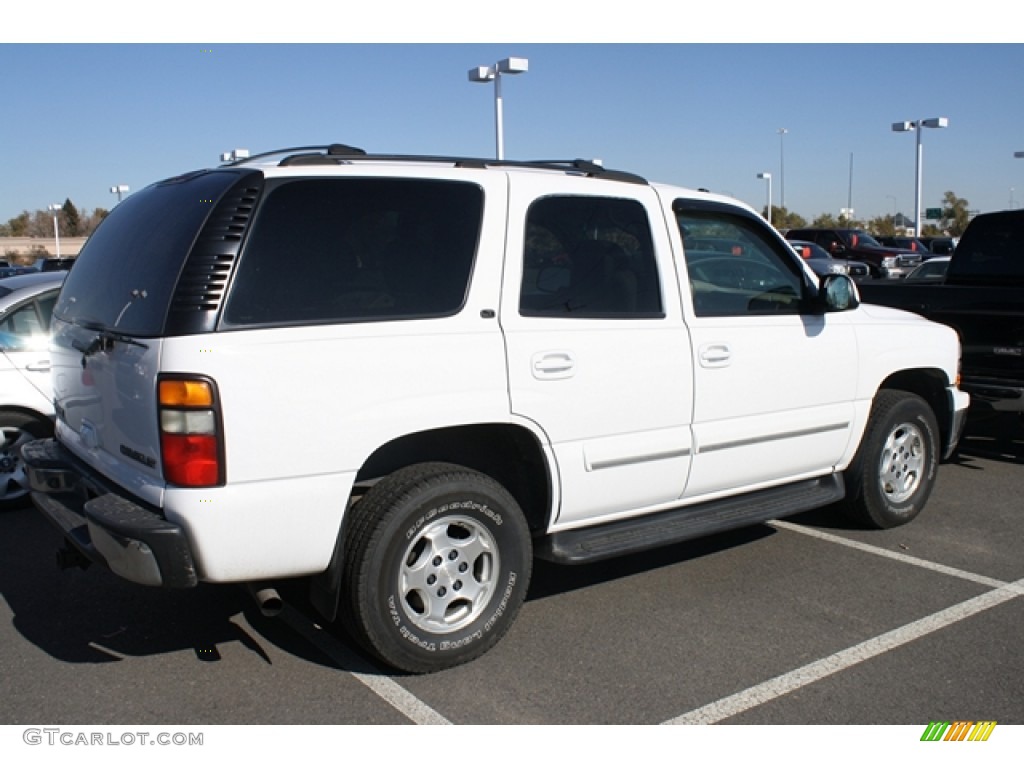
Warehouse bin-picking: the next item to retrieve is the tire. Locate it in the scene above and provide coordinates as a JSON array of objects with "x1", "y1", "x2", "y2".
[
  {"x1": 0, "y1": 410, "x2": 52, "y2": 512},
  {"x1": 340, "y1": 462, "x2": 532, "y2": 674},
  {"x1": 840, "y1": 390, "x2": 939, "y2": 529}
]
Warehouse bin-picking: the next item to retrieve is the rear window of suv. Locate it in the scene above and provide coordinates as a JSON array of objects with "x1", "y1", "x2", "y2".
[
  {"x1": 223, "y1": 178, "x2": 484, "y2": 326},
  {"x1": 54, "y1": 170, "x2": 242, "y2": 337}
]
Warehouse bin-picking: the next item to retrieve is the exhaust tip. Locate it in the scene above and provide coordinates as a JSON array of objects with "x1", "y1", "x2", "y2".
[{"x1": 248, "y1": 584, "x2": 284, "y2": 618}]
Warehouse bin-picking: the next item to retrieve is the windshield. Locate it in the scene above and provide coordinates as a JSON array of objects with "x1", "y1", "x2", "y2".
[{"x1": 852, "y1": 230, "x2": 883, "y2": 248}]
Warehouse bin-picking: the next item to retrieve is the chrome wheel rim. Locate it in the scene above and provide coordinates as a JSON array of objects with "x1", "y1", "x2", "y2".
[
  {"x1": 878, "y1": 421, "x2": 926, "y2": 504},
  {"x1": 399, "y1": 515, "x2": 499, "y2": 634},
  {"x1": 0, "y1": 426, "x2": 34, "y2": 504}
]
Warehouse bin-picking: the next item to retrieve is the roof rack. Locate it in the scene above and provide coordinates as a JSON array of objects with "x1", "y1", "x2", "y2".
[{"x1": 222, "y1": 144, "x2": 648, "y2": 185}]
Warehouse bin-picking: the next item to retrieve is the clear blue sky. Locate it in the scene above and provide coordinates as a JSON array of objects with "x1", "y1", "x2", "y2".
[{"x1": 3, "y1": 39, "x2": 1022, "y2": 226}]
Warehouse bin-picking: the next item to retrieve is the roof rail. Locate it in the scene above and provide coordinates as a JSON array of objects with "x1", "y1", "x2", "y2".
[{"x1": 226, "y1": 144, "x2": 648, "y2": 184}]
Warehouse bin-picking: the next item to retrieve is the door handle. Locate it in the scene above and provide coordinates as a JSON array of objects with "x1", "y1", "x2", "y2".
[
  {"x1": 532, "y1": 351, "x2": 576, "y2": 379},
  {"x1": 26, "y1": 361, "x2": 51, "y2": 372},
  {"x1": 698, "y1": 344, "x2": 732, "y2": 368}
]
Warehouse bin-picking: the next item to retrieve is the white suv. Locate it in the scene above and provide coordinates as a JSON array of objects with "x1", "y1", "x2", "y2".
[{"x1": 23, "y1": 145, "x2": 969, "y2": 673}]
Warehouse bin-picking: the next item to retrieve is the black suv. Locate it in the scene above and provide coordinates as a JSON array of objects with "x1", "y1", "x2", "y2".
[{"x1": 785, "y1": 228, "x2": 921, "y2": 278}]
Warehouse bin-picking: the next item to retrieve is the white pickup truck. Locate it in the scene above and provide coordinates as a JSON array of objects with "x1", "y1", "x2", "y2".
[{"x1": 23, "y1": 145, "x2": 969, "y2": 673}]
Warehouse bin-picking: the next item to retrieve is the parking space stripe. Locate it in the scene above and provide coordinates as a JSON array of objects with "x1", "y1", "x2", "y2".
[
  {"x1": 275, "y1": 606, "x2": 452, "y2": 725},
  {"x1": 663, "y1": 579, "x2": 1023, "y2": 725},
  {"x1": 768, "y1": 519, "x2": 1011, "y2": 589}
]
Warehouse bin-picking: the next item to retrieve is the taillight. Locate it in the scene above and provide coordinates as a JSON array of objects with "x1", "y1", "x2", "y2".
[{"x1": 158, "y1": 376, "x2": 224, "y2": 487}]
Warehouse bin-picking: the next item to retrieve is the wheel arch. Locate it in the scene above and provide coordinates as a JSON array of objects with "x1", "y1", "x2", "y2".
[
  {"x1": 877, "y1": 367, "x2": 953, "y2": 453},
  {"x1": 0, "y1": 405, "x2": 55, "y2": 431},
  {"x1": 355, "y1": 423, "x2": 552, "y2": 535},
  {"x1": 310, "y1": 422, "x2": 553, "y2": 623}
]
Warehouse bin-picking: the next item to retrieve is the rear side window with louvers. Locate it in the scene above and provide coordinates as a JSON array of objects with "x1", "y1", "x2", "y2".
[
  {"x1": 54, "y1": 170, "x2": 260, "y2": 337},
  {"x1": 222, "y1": 178, "x2": 484, "y2": 327}
]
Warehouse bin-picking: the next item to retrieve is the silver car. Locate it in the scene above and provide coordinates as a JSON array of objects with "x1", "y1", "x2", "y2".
[{"x1": 0, "y1": 271, "x2": 65, "y2": 510}]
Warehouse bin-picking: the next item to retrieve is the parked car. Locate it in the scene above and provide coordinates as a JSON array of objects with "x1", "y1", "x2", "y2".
[
  {"x1": 0, "y1": 266, "x2": 42, "y2": 279},
  {"x1": 919, "y1": 236, "x2": 958, "y2": 256},
  {"x1": 784, "y1": 228, "x2": 922, "y2": 278},
  {"x1": 0, "y1": 271, "x2": 65, "y2": 510},
  {"x1": 37, "y1": 258, "x2": 76, "y2": 272},
  {"x1": 22, "y1": 144, "x2": 968, "y2": 673},
  {"x1": 789, "y1": 239, "x2": 871, "y2": 281},
  {"x1": 859, "y1": 209, "x2": 1024, "y2": 415},
  {"x1": 876, "y1": 235, "x2": 938, "y2": 257},
  {"x1": 904, "y1": 256, "x2": 951, "y2": 282}
]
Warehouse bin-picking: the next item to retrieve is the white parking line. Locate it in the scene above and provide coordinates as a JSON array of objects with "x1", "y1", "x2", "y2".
[
  {"x1": 662, "y1": 518, "x2": 1024, "y2": 726},
  {"x1": 664, "y1": 579, "x2": 1024, "y2": 725},
  {"x1": 276, "y1": 606, "x2": 452, "y2": 725},
  {"x1": 768, "y1": 519, "x2": 1010, "y2": 590}
]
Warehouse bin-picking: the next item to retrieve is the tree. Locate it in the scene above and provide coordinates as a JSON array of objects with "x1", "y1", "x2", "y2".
[
  {"x1": 868, "y1": 215, "x2": 897, "y2": 236},
  {"x1": 940, "y1": 190, "x2": 971, "y2": 237},
  {"x1": 1, "y1": 211, "x2": 31, "y2": 237},
  {"x1": 763, "y1": 205, "x2": 806, "y2": 231},
  {"x1": 62, "y1": 198, "x2": 81, "y2": 236}
]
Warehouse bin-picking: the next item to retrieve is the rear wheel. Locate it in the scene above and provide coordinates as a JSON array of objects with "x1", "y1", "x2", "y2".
[
  {"x1": 340, "y1": 462, "x2": 532, "y2": 673},
  {"x1": 840, "y1": 390, "x2": 939, "y2": 528},
  {"x1": 0, "y1": 410, "x2": 52, "y2": 512}
]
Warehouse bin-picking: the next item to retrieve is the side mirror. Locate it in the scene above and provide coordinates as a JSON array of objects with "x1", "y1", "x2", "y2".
[{"x1": 818, "y1": 273, "x2": 859, "y2": 312}]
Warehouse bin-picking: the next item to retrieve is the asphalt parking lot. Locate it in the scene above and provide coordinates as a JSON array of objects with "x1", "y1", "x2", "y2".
[{"x1": 0, "y1": 410, "x2": 1020, "y2": 730}]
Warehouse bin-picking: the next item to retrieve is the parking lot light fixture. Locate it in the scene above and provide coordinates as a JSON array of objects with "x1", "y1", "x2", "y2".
[
  {"x1": 757, "y1": 172, "x2": 772, "y2": 225},
  {"x1": 47, "y1": 203, "x2": 62, "y2": 258},
  {"x1": 110, "y1": 184, "x2": 129, "y2": 204},
  {"x1": 220, "y1": 148, "x2": 250, "y2": 163},
  {"x1": 892, "y1": 117, "x2": 949, "y2": 237},
  {"x1": 468, "y1": 57, "x2": 529, "y2": 161}
]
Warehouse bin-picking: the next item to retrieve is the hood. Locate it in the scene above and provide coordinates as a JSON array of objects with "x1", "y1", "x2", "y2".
[{"x1": 858, "y1": 302, "x2": 931, "y2": 324}]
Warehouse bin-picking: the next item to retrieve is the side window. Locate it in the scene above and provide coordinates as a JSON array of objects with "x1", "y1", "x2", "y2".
[
  {"x1": 224, "y1": 179, "x2": 484, "y2": 327},
  {"x1": 0, "y1": 297, "x2": 53, "y2": 351},
  {"x1": 519, "y1": 196, "x2": 663, "y2": 318},
  {"x1": 676, "y1": 202, "x2": 804, "y2": 317}
]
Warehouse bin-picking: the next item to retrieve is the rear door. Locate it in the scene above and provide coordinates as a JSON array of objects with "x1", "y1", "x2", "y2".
[
  {"x1": 0, "y1": 287, "x2": 60, "y2": 403},
  {"x1": 500, "y1": 175, "x2": 694, "y2": 527}
]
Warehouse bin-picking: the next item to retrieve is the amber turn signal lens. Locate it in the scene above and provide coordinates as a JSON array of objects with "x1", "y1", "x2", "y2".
[{"x1": 159, "y1": 379, "x2": 214, "y2": 407}]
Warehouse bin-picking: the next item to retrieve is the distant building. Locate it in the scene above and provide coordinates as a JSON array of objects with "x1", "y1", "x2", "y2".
[{"x1": 894, "y1": 213, "x2": 916, "y2": 235}]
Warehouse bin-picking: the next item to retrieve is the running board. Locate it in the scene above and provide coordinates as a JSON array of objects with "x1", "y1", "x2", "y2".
[{"x1": 535, "y1": 474, "x2": 845, "y2": 564}]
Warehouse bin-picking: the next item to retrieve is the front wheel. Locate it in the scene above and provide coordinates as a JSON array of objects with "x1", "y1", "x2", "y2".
[
  {"x1": 840, "y1": 390, "x2": 939, "y2": 529},
  {"x1": 340, "y1": 463, "x2": 532, "y2": 674}
]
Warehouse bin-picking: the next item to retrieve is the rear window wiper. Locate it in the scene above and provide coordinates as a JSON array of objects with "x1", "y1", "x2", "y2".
[{"x1": 70, "y1": 320, "x2": 149, "y2": 366}]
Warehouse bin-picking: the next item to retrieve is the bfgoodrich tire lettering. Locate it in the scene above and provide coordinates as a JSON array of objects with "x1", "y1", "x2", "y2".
[
  {"x1": 341, "y1": 463, "x2": 532, "y2": 674},
  {"x1": 840, "y1": 390, "x2": 939, "y2": 529}
]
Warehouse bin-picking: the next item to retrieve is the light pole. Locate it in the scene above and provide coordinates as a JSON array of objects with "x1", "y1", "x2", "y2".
[
  {"x1": 757, "y1": 172, "x2": 772, "y2": 225},
  {"x1": 777, "y1": 128, "x2": 788, "y2": 209},
  {"x1": 468, "y1": 57, "x2": 529, "y2": 160},
  {"x1": 110, "y1": 184, "x2": 129, "y2": 204},
  {"x1": 892, "y1": 117, "x2": 949, "y2": 237},
  {"x1": 47, "y1": 203, "x2": 62, "y2": 259}
]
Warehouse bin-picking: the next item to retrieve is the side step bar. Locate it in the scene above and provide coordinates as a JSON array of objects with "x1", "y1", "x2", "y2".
[{"x1": 535, "y1": 474, "x2": 845, "y2": 564}]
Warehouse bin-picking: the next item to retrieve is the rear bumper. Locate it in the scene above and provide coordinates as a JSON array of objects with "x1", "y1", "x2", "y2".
[{"x1": 20, "y1": 438, "x2": 197, "y2": 588}]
